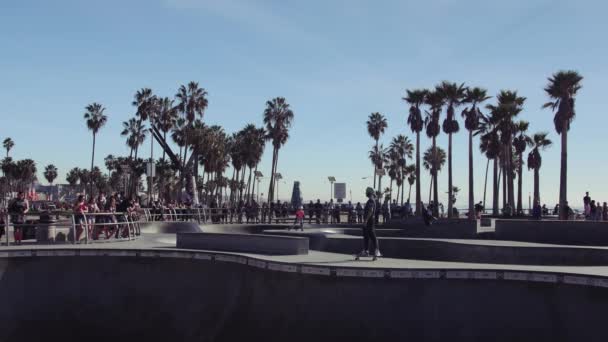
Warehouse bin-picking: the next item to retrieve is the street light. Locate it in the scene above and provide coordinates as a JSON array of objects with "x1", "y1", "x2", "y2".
[{"x1": 328, "y1": 176, "x2": 336, "y2": 201}]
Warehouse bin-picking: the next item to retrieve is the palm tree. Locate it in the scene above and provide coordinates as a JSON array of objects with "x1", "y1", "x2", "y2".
[
  {"x1": 366, "y1": 112, "x2": 388, "y2": 191},
  {"x1": 461, "y1": 87, "x2": 490, "y2": 219},
  {"x1": 44, "y1": 164, "x2": 58, "y2": 185},
  {"x1": 513, "y1": 121, "x2": 532, "y2": 214},
  {"x1": 527, "y1": 132, "x2": 552, "y2": 205},
  {"x1": 121, "y1": 118, "x2": 147, "y2": 160},
  {"x1": 404, "y1": 164, "x2": 416, "y2": 203},
  {"x1": 264, "y1": 97, "x2": 295, "y2": 204},
  {"x1": 423, "y1": 146, "x2": 446, "y2": 207},
  {"x1": 424, "y1": 90, "x2": 444, "y2": 216},
  {"x1": 3, "y1": 138, "x2": 14, "y2": 158},
  {"x1": 437, "y1": 81, "x2": 467, "y2": 218},
  {"x1": 369, "y1": 144, "x2": 387, "y2": 191},
  {"x1": 154, "y1": 97, "x2": 178, "y2": 161},
  {"x1": 176, "y1": 81, "x2": 209, "y2": 204},
  {"x1": 543, "y1": 70, "x2": 583, "y2": 219},
  {"x1": 84, "y1": 102, "x2": 108, "y2": 196},
  {"x1": 389, "y1": 134, "x2": 413, "y2": 205},
  {"x1": 404, "y1": 89, "x2": 428, "y2": 215},
  {"x1": 486, "y1": 91, "x2": 526, "y2": 211}
]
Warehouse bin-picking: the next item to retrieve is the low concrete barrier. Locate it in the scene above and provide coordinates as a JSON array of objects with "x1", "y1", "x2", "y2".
[
  {"x1": 380, "y1": 218, "x2": 478, "y2": 238},
  {"x1": 177, "y1": 232, "x2": 309, "y2": 255},
  {"x1": 495, "y1": 220, "x2": 608, "y2": 245}
]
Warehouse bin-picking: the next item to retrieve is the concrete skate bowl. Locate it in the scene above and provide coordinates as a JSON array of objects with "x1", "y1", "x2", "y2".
[{"x1": 1, "y1": 253, "x2": 608, "y2": 342}]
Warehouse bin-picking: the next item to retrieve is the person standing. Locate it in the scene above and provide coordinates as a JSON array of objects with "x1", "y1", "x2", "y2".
[
  {"x1": 357, "y1": 187, "x2": 381, "y2": 259},
  {"x1": 307, "y1": 200, "x2": 314, "y2": 224},
  {"x1": 355, "y1": 202, "x2": 363, "y2": 223},
  {"x1": 292, "y1": 206, "x2": 305, "y2": 231},
  {"x1": 8, "y1": 191, "x2": 29, "y2": 244},
  {"x1": 583, "y1": 192, "x2": 591, "y2": 217}
]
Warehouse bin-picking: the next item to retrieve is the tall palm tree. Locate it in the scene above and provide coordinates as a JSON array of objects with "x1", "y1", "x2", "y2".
[
  {"x1": 44, "y1": 164, "x2": 58, "y2": 185},
  {"x1": 389, "y1": 134, "x2": 413, "y2": 205},
  {"x1": 437, "y1": 81, "x2": 467, "y2": 218},
  {"x1": 404, "y1": 164, "x2": 416, "y2": 203},
  {"x1": 3, "y1": 138, "x2": 14, "y2": 158},
  {"x1": 461, "y1": 87, "x2": 491, "y2": 219},
  {"x1": 155, "y1": 97, "x2": 178, "y2": 161},
  {"x1": 513, "y1": 121, "x2": 532, "y2": 214},
  {"x1": 486, "y1": 90, "x2": 526, "y2": 211},
  {"x1": 366, "y1": 112, "x2": 388, "y2": 191},
  {"x1": 478, "y1": 114, "x2": 500, "y2": 214},
  {"x1": 543, "y1": 70, "x2": 583, "y2": 219},
  {"x1": 423, "y1": 146, "x2": 446, "y2": 207},
  {"x1": 264, "y1": 97, "x2": 295, "y2": 204},
  {"x1": 404, "y1": 89, "x2": 428, "y2": 215},
  {"x1": 121, "y1": 118, "x2": 147, "y2": 159},
  {"x1": 176, "y1": 81, "x2": 209, "y2": 204},
  {"x1": 527, "y1": 132, "x2": 552, "y2": 205},
  {"x1": 424, "y1": 90, "x2": 444, "y2": 216},
  {"x1": 84, "y1": 102, "x2": 108, "y2": 196}
]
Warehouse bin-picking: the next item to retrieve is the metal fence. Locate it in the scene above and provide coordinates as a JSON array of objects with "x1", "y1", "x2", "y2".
[{"x1": 1, "y1": 211, "x2": 140, "y2": 246}]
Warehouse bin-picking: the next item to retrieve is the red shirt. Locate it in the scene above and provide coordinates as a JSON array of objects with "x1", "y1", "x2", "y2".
[{"x1": 295, "y1": 210, "x2": 305, "y2": 219}]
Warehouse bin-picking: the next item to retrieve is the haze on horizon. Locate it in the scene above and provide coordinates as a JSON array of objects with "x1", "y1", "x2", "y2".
[{"x1": 0, "y1": 0, "x2": 606, "y2": 206}]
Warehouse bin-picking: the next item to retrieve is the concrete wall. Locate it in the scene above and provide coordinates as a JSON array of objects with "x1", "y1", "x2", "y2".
[
  {"x1": 376, "y1": 218, "x2": 478, "y2": 238},
  {"x1": 177, "y1": 232, "x2": 309, "y2": 255},
  {"x1": 2, "y1": 256, "x2": 608, "y2": 342},
  {"x1": 496, "y1": 220, "x2": 608, "y2": 246}
]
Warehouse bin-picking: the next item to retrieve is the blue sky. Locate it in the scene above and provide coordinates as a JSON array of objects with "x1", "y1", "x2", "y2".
[{"x1": 1, "y1": 0, "x2": 606, "y2": 206}]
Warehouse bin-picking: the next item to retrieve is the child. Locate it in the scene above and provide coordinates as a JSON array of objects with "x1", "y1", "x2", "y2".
[{"x1": 291, "y1": 206, "x2": 305, "y2": 231}]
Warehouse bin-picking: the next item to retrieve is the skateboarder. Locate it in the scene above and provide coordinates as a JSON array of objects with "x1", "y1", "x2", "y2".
[{"x1": 356, "y1": 187, "x2": 381, "y2": 260}]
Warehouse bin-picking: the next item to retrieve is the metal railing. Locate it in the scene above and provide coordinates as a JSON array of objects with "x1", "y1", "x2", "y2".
[{"x1": 1, "y1": 211, "x2": 140, "y2": 246}]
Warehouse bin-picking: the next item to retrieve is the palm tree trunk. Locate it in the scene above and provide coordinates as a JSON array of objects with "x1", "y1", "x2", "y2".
[
  {"x1": 239, "y1": 167, "x2": 246, "y2": 201},
  {"x1": 534, "y1": 167, "x2": 540, "y2": 206},
  {"x1": 408, "y1": 182, "x2": 412, "y2": 202},
  {"x1": 90, "y1": 133, "x2": 96, "y2": 197},
  {"x1": 432, "y1": 137, "x2": 439, "y2": 217},
  {"x1": 373, "y1": 140, "x2": 378, "y2": 189},
  {"x1": 502, "y1": 163, "x2": 506, "y2": 211},
  {"x1": 162, "y1": 132, "x2": 167, "y2": 161},
  {"x1": 395, "y1": 180, "x2": 399, "y2": 204},
  {"x1": 447, "y1": 132, "x2": 453, "y2": 218},
  {"x1": 389, "y1": 179, "x2": 393, "y2": 200},
  {"x1": 428, "y1": 174, "x2": 433, "y2": 204},
  {"x1": 483, "y1": 158, "x2": 489, "y2": 209},
  {"x1": 401, "y1": 176, "x2": 405, "y2": 206},
  {"x1": 468, "y1": 130, "x2": 474, "y2": 220},
  {"x1": 246, "y1": 167, "x2": 253, "y2": 203},
  {"x1": 267, "y1": 148, "x2": 278, "y2": 203},
  {"x1": 492, "y1": 158, "x2": 498, "y2": 215},
  {"x1": 251, "y1": 165, "x2": 258, "y2": 203},
  {"x1": 508, "y1": 143, "x2": 515, "y2": 210},
  {"x1": 559, "y1": 128, "x2": 568, "y2": 219},
  {"x1": 517, "y1": 152, "x2": 523, "y2": 215},
  {"x1": 415, "y1": 131, "x2": 421, "y2": 215}
]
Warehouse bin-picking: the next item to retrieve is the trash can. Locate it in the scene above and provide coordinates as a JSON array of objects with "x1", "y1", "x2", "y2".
[{"x1": 37, "y1": 212, "x2": 58, "y2": 243}]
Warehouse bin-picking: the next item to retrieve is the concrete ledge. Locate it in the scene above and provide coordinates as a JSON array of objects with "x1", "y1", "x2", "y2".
[
  {"x1": 176, "y1": 232, "x2": 309, "y2": 255},
  {"x1": 496, "y1": 220, "x2": 608, "y2": 246},
  {"x1": 339, "y1": 219, "x2": 478, "y2": 239}
]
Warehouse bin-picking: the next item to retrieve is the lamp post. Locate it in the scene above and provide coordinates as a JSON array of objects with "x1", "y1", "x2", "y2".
[{"x1": 328, "y1": 176, "x2": 336, "y2": 202}]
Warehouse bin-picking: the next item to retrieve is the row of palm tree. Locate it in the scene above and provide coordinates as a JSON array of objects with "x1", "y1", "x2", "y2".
[
  {"x1": 76, "y1": 83, "x2": 294, "y2": 206},
  {"x1": 373, "y1": 70, "x2": 582, "y2": 219}
]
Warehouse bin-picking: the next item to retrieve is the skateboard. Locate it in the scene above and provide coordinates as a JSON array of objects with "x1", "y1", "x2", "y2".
[{"x1": 354, "y1": 252, "x2": 379, "y2": 261}]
